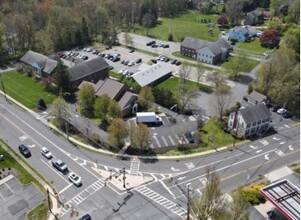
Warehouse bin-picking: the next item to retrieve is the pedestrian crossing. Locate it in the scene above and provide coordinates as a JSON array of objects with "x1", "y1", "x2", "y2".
[
  {"x1": 60, "y1": 179, "x2": 105, "y2": 217},
  {"x1": 130, "y1": 157, "x2": 140, "y2": 175},
  {"x1": 135, "y1": 186, "x2": 186, "y2": 218}
]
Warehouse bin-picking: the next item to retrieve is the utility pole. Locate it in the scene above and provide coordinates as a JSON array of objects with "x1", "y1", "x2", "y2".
[
  {"x1": 187, "y1": 186, "x2": 191, "y2": 220},
  {"x1": 0, "y1": 72, "x2": 8, "y2": 102},
  {"x1": 122, "y1": 168, "x2": 126, "y2": 188}
]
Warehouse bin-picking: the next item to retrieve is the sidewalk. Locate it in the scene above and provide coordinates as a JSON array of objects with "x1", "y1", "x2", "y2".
[{"x1": 0, "y1": 141, "x2": 60, "y2": 220}]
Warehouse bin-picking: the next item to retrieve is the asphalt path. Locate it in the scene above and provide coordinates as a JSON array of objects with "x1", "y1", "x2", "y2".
[{"x1": 0, "y1": 97, "x2": 299, "y2": 219}]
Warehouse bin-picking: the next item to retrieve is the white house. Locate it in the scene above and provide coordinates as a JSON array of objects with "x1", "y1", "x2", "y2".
[{"x1": 228, "y1": 103, "x2": 271, "y2": 138}]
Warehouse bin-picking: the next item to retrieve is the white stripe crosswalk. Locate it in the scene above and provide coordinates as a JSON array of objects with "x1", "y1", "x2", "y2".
[
  {"x1": 60, "y1": 179, "x2": 105, "y2": 217},
  {"x1": 135, "y1": 186, "x2": 186, "y2": 218},
  {"x1": 130, "y1": 157, "x2": 140, "y2": 175}
]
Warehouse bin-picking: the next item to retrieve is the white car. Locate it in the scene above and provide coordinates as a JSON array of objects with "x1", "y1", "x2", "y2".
[
  {"x1": 127, "y1": 61, "x2": 135, "y2": 66},
  {"x1": 41, "y1": 147, "x2": 52, "y2": 159},
  {"x1": 68, "y1": 172, "x2": 82, "y2": 186},
  {"x1": 118, "y1": 69, "x2": 125, "y2": 74},
  {"x1": 277, "y1": 108, "x2": 287, "y2": 115}
]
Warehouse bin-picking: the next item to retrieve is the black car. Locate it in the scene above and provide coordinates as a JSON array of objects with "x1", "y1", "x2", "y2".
[
  {"x1": 282, "y1": 112, "x2": 293, "y2": 119},
  {"x1": 171, "y1": 59, "x2": 177, "y2": 65},
  {"x1": 109, "y1": 66, "x2": 114, "y2": 70},
  {"x1": 184, "y1": 132, "x2": 195, "y2": 143},
  {"x1": 270, "y1": 105, "x2": 281, "y2": 112},
  {"x1": 112, "y1": 57, "x2": 120, "y2": 62},
  {"x1": 78, "y1": 214, "x2": 91, "y2": 220},
  {"x1": 136, "y1": 58, "x2": 142, "y2": 63},
  {"x1": 151, "y1": 59, "x2": 157, "y2": 64},
  {"x1": 52, "y1": 159, "x2": 69, "y2": 174},
  {"x1": 129, "y1": 48, "x2": 135, "y2": 53},
  {"x1": 19, "y1": 144, "x2": 31, "y2": 158},
  {"x1": 163, "y1": 44, "x2": 170, "y2": 48},
  {"x1": 146, "y1": 40, "x2": 156, "y2": 46},
  {"x1": 151, "y1": 44, "x2": 158, "y2": 48},
  {"x1": 175, "y1": 61, "x2": 181, "y2": 66},
  {"x1": 164, "y1": 58, "x2": 170, "y2": 62}
]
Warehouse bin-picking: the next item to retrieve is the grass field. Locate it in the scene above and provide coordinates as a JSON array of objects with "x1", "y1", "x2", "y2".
[
  {"x1": 0, "y1": 71, "x2": 56, "y2": 109},
  {"x1": 134, "y1": 11, "x2": 223, "y2": 42},
  {"x1": 156, "y1": 76, "x2": 212, "y2": 93},
  {"x1": 220, "y1": 56, "x2": 260, "y2": 72},
  {"x1": 237, "y1": 39, "x2": 267, "y2": 52},
  {"x1": 27, "y1": 202, "x2": 48, "y2": 220}
]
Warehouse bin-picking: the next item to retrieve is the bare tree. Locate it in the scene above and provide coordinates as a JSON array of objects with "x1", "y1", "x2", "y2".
[
  {"x1": 206, "y1": 71, "x2": 227, "y2": 88},
  {"x1": 179, "y1": 62, "x2": 192, "y2": 85},
  {"x1": 226, "y1": 0, "x2": 243, "y2": 26},
  {"x1": 212, "y1": 84, "x2": 232, "y2": 120},
  {"x1": 194, "y1": 63, "x2": 205, "y2": 85},
  {"x1": 124, "y1": 31, "x2": 134, "y2": 48}
]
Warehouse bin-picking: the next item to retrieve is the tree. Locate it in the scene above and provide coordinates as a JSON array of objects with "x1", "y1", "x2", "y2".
[
  {"x1": 108, "y1": 100, "x2": 122, "y2": 118},
  {"x1": 124, "y1": 32, "x2": 134, "y2": 48},
  {"x1": 53, "y1": 61, "x2": 72, "y2": 95},
  {"x1": 206, "y1": 72, "x2": 227, "y2": 88},
  {"x1": 217, "y1": 15, "x2": 228, "y2": 27},
  {"x1": 131, "y1": 124, "x2": 150, "y2": 150},
  {"x1": 108, "y1": 118, "x2": 129, "y2": 148},
  {"x1": 226, "y1": 51, "x2": 251, "y2": 81},
  {"x1": 212, "y1": 84, "x2": 232, "y2": 120},
  {"x1": 37, "y1": 98, "x2": 47, "y2": 110},
  {"x1": 152, "y1": 87, "x2": 178, "y2": 109},
  {"x1": 267, "y1": 17, "x2": 284, "y2": 36},
  {"x1": 137, "y1": 86, "x2": 154, "y2": 110},
  {"x1": 283, "y1": 28, "x2": 300, "y2": 55},
  {"x1": 81, "y1": 17, "x2": 91, "y2": 45},
  {"x1": 142, "y1": 13, "x2": 156, "y2": 36},
  {"x1": 168, "y1": 33, "x2": 173, "y2": 41},
  {"x1": 194, "y1": 63, "x2": 206, "y2": 85},
  {"x1": 50, "y1": 97, "x2": 70, "y2": 129},
  {"x1": 94, "y1": 94, "x2": 111, "y2": 119},
  {"x1": 77, "y1": 83, "x2": 95, "y2": 118},
  {"x1": 225, "y1": 186, "x2": 250, "y2": 219},
  {"x1": 226, "y1": 0, "x2": 243, "y2": 25},
  {"x1": 286, "y1": 0, "x2": 300, "y2": 23},
  {"x1": 260, "y1": 30, "x2": 280, "y2": 48}
]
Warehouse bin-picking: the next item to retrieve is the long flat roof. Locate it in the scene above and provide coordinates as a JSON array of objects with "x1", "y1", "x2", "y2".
[{"x1": 260, "y1": 179, "x2": 300, "y2": 220}]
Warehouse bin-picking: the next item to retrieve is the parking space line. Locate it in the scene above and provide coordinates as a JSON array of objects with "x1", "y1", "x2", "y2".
[
  {"x1": 168, "y1": 135, "x2": 175, "y2": 146},
  {"x1": 59, "y1": 183, "x2": 73, "y2": 194},
  {"x1": 0, "y1": 192, "x2": 4, "y2": 200},
  {"x1": 153, "y1": 136, "x2": 161, "y2": 147},
  {"x1": 40, "y1": 159, "x2": 70, "y2": 184},
  {"x1": 161, "y1": 136, "x2": 168, "y2": 146},
  {"x1": 5, "y1": 183, "x2": 14, "y2": 193}
]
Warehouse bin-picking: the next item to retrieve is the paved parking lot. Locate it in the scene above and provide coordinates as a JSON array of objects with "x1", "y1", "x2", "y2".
[{"x1": 0, "y1": 175, "x2": 44, "y2": 220}]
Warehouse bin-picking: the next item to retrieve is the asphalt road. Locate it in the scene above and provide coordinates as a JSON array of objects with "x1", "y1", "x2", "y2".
[{"x1": 0, "y1": 97, "x2": 299, "y2": 219}]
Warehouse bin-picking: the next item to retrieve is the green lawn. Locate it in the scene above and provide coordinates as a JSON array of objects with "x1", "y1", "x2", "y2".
[
  {"x1": 134, "y1": 11, "x2": 223, "y2": 42},
  {"x1": 0, "y1": 71, "x2": 56, "y2": 109},
  {"x1": 27, "y1": 202, "x2": 48, "y2": 220},
  {"x1": 156, "y1": 76, "x2": 212, "y2": 93},
  {"x1": 237, "y1": 39, "x2": 267, "y2": 52},
  {"x1": 220, "y1": 56, "x2": 260, "y2": 72}
]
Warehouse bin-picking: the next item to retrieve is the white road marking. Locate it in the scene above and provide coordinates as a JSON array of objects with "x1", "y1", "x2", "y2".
[
  {"x1": 153, "y1": 135, "x2": 161, "y2": 147},
  {"x1": 159, "y1": 180, "x2": 176, "y2": 199},
  {"x1": 284, "y1": 124, "x2": 290, "y2": 128},
  {"x1": 273, "y1": 137, "x2": 281, "y2": 141},
  {"x1": 40, "y1": 159, "x2": 70, "y2": 184},
  {"x1": 199, "y1": 177, "x2": 207, "y2": 186},
  {"x1": 279, "y1": 141, "x2": 285, "y2": 145},
  {"x1": 168, "y1": 135, "x2": 176, "y2": 146},
  {"x1": 130, "y1": 157, "x2": 140, "y2": 175},
  {"x1": 189, "y1": 116, "x2": 196, "y2": 121},
  {"x1": 250, "y1": 145, "x2": 258, "y2": 149},
  {"x1": 288, "y1": 145, "x2": 294, "y2": 151},
  {"x1": 265, "y1": 154, "x2": 269, "y2": 160},
  {"x1": 150, "y1": 173, "x2": 158, "y2": 181},
  {"x1": 5, "y1": 183, "x2": 14, "y2": 193},
  {"x1": 275, "y1": 150, "x2": 285, "y2": 156},
  {"x1": 0, "y1": 193, "x2": 4, "y2": 199},
  {"x1": 256, "y1": 150, "x2": 262, "y2": 153},
  {"x1": 196, "y1": 189, "x2": 202, "y2": 196},
  {"x1": 59, "y1": 183, "x2": 73, "y2": 194},
  {"x1": 185, "y1": 162, "x2": 195, "y2": 170},
  {"x1": 19, "y1": 135, "x2": 28, "y2": 141},
  {"x1": 177, "y1": 176, "x2": 186, "y2": 181},
  {"x1": 171, "y1": 167, "x2": 180, "y2": 172},
  {"x1": 259, "y1": 140, "x2": 269, "y2": 146},
  {"x1": 161, "y1": 136, "x2": 168, "y2": 146},
  {"x1": 28, "y1": 144, "x2": 35, "y2": 148}
]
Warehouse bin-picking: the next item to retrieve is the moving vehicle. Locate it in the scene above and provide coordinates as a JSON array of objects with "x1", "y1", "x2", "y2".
[
  {"x1": 19, "y1": 144, "x2": 31, "y2": 158},
  {"x1": 78, "y1": 214, "x2": 92, "y2": 220},
  {"x1": 52, "y1": 159, "x2": 68, "y2": 174},
  {"x1": 41, "y1": 147, "x2": 52, "y2": 159},
  {"x1": 68, "y1": 172, "x2": 82, "y2": 186},
  {"x1": 136, "y1": 112, "x2": 162, "y2": 125}
]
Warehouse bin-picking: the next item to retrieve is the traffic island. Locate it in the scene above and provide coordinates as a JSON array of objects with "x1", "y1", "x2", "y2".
[{"x1": 91, "y1": 167, "x2": 154, "y2": 192}]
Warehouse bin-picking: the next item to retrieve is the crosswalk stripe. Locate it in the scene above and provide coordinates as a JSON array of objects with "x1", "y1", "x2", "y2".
[
  {"x1": 168, "y1": 135, "x2": 176, "y2": 146},
  {"x1": 161, "y1": 136, "x2": 168, "y2": 146}
]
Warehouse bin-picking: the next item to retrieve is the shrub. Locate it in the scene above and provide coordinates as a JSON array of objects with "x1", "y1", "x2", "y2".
[
  {"x1": 168, "y1": 33, "x2": 174, "y2": 41},
  {"x1": 242, "y1": 185, "x2": 266, "y2": 205}
]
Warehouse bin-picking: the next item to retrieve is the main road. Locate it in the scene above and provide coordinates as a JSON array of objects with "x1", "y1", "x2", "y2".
[{"x1": 0, "y1": 97, "x2": 299, "y2": 219}]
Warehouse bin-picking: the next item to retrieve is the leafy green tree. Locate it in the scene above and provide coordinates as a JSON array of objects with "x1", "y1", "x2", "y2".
[
  {"x1": 286, "y1": 0, "x2": 300, "y2": 23},
  {"x1": 81, "y1": 17, "x2": 91, "y2": 45},
  {"x1": 142, "y1": 13, "x2": 156, "y2": 36},
  {"x1": 267, "y1": 17, "x2": 284, "y2": 36},
  {"x1": 137, "y1": 86, "x2": 154, "y2": 110},
  {"x1": 168, "y1": 33, "x2": 173, "y2": 41},
  {"x1": 53, "y1": 61, "x2": 72, "y2": 95},
  {"x1": 108, "y1": 100, "x2": 122, "y2": 118},
  {"x1": 94, "y1": 94, "x2": 111, "y2": 119},
  {"x1": 108, "y1": 118, "x2": 129, "y2": 148},
  {"x1": 283, "y1": 28, "x2": 300, "y2": 55},
  {"x1": 131, "y1": 124, "x2": 150, "y2": 150},
  {"x1": 77, "y1": 83, "x2": 95, "y2": 118},
  {"x1": 152, "y1": 87, "x2": 177, "y2": 109}
]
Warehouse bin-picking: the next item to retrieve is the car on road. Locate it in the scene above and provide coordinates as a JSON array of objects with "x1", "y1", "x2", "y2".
[
  {"x1": 19, "y1": 144, "x2": 31, "y2": 158},
  {"x1": 136, "y1": 58, "x2": 142, "y2": 63},
  {"x1": 41, "y1": 147, "x2": 52, "y2": 159},
  {"x1": 277, "y1": 108, "x2": 287, "y2": 115},
  {"x1": 184, "y1": 132, "x2": 195, "y2": 143},
  {"x1": 150, "y1": 59, "x2": 157, "y2": 64},
  {"x1": 78, "y1": 214, "x2": 91, "y2": 220},
  {"x1": 52, "y1": 159, "x2": 68, "y2": 174},
  {"x1": 151, "y1": 44, "x2": 158, "y2": 48},
  {"x1": 68, "y1": 172, "x2": 82, "y2": 186}
]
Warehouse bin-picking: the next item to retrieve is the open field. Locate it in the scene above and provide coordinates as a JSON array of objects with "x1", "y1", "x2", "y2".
[
  {"x1": 134, "y1": 11, "x2": 224, "y2": 42},
  {"x1": 237, "y1": 38, "x2": 267, "y2": 52},
  {"x1": 220, "y1": 56, "x2": 260, "y2": 72},
  {"x1": 0, "y1": 71, "x2": 56, "y2": 109}
]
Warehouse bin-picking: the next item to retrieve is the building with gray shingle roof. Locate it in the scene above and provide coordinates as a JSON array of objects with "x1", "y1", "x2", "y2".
[
  {"x1": 248, "y1": 90, "x2": 267, "y2": 105},
  {"x1": 228, "y1": 103, "x2": 271, "y2": 138},
  {"x1": 226, "y1": 25, "x2": 262, "y2": 42},
  {"x1": 68, "y1": 57, "x2": 109, "y2": 88},
  {"x1": 118, "y1": 91, "x2": 138, "y2": 117},
  {"x1": 132, "y1": 63, "x2": 172, "y2": 87},
  {"x1": 180, "y1": 37, "x2": 210, "y2": 58},
  {"x1": 20, "y1": 50, "x2": 58, "y2": 76},
  {"x1": 244, "y1": 9, "x2": 264, "y2": 26}
]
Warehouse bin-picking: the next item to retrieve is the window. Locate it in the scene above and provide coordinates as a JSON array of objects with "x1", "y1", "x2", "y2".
[
  {"x1": 252, "y1": 121, "x2": 256, "y2": 126},
  {"x1": 247, "y1": 123, "x2": 250, "y2": 128},
  {"x1": 206, "y1": 55, "x2": 208, "y2": 57},
  {"x1": 257, "y1": 120, "x2": 261, "y2": 125}
]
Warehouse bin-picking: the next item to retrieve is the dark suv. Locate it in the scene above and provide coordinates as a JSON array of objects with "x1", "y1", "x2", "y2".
[
  {"x1": 184, "y1": 132, "x2": 195, "y2": 143},
  {"x1": 78, "y1": 214, "x2": 91, "y2": 220},
  {"x1": 19, "y1": 144, "x2": 31, "y2": 158}
]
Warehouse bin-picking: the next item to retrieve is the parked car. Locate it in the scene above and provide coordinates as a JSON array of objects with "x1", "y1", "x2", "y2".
[
  {"x1": 118, "y1": 69, "x2": 125, "y2": 74},
  {"x1": 175, "y1": 61, "x2": 181, "y2": 66},
  {"x1": 68, "y1": 172, "x2": 82, "y2": 186},
  {"x1": 19, "y1": 144, "x2": 31, "y2": 158},
  {"x1": 146, "y1": 40, "x2": 156, "y2": 46},
  {"x1": 163, "y1": 44, "x2": 170, "y2": 48},
  {"x1": 164, "y1": 58, "x2": 170, "y2": 62},
  {"x1": 112, "y1": 57, "x2": 120, "y2": 62},
  {"x1": 184, "y1": 132, "x2": 195, "y2": 143},
  {"x1": 109, "y1": 66, "x2": 114, "y2": 70},
  {"x1": 270, "y1": 105, "x2": 281, "y2": 112},
  {"x1": 277, "y1": 108, "x2": 287, "y2": 115},
  {"x1": 151, "y1": 44, "x2": 158, "y2": 48},
  {"x1": 78, "y1": 214, "x2": 92, "y2": 220},
  {"x1": 129, "y1": 48, "x2": 135, "y2": 53},
  {"x1": 136, "y1": 58, "x2": 142, "y2": 64},
  {"x1": 150, "y1": 59, "x2": 157, "y2": 64},
  {"x1": 41, "y1": 147, "x2": 52, "y2": 159},
  {"x1": 86, "y1": 48, "x2": 92, "y2": 52},
  {"x1": 282, "y1": 112, "x2": 293, "y2": 119},
  {"x1": 171, "y1": 59, "x2": 177, "y2": 65},
  {"x1": 52, "y1": 159, "x2": 68, "y2": 174},
  {"x1": 127, "y1": 61, "x2": 135, "y2": 66}
]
